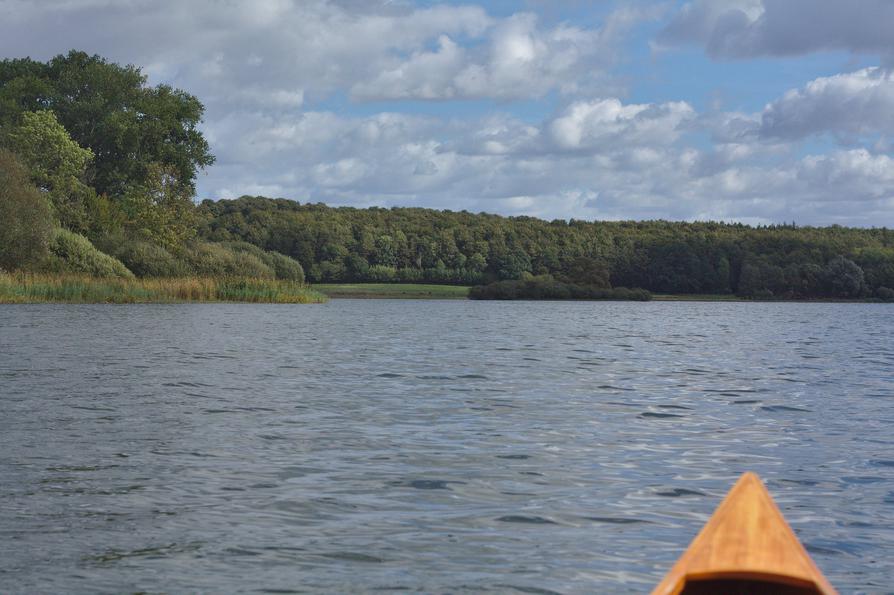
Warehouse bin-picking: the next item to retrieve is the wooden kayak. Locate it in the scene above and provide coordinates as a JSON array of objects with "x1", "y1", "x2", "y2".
[{"x1": 652, "y1": 472, "x2": 837, "y2": 595}]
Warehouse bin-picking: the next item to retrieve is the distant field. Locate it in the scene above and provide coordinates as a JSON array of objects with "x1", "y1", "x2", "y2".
[{"x1": 313, "y1": 283, "x2": 470, "y2": 299}]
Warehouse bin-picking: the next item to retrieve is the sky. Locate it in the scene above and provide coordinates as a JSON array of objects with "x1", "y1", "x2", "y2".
[{"x1": 1, "y1": 0, "x2": 893, "y2": 226}]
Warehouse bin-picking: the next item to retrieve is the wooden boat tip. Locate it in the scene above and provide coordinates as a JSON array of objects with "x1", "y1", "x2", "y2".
[{"x1": 652, "y1": 472, "x2": 837, "y2": 595}]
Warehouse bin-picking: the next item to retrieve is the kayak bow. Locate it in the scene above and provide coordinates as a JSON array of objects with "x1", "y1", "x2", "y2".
[{"x1": 652, "y1": 472, "x2": 837, "y2": 595}]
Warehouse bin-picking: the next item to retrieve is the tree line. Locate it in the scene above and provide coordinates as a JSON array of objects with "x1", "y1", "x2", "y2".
[{"x1": 198, "y1": 196, "x2": 894, "y2": 299}]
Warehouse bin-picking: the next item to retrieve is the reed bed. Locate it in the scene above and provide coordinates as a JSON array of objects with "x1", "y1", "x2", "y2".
[{"x1": 0, "y1": 273, "x2": 327, "y2": 304}]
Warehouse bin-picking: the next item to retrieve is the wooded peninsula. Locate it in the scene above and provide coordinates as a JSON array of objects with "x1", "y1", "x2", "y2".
[{"x1": 2, "y1": 52, "x2": 893, "y2": 302}]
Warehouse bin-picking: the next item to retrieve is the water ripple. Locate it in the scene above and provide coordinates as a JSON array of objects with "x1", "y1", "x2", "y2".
[{"x1": 1, "y1": 301, "x2": 892, "y2": 593}]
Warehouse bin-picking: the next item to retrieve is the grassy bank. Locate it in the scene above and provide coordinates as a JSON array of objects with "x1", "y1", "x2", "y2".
[
  {"x1": 0, "y1": 273, "x2": 327, "y2": 304},
  {"x1": 313, "y1": 283, "x2": 470, "y2": 299}
]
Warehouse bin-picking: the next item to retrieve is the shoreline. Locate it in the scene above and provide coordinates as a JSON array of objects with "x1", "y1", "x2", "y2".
[
  {"x1": 1, "y1": 278, "x2": 889, "y2": 304},
  {"x1": 312, "y1": 283, "x2": 471, "y2": 300},
  {"x1": 313, "y1": 284, "x2": 889, "y2": 303}
]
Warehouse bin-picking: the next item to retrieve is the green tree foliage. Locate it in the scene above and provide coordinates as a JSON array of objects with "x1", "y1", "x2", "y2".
[
  {"x1": 823, "y1": 256, "x2": 865, "y2": 298},
  {"x1": 120, "y1": 163, "x2": 198, "y2": 251},
  {"x1": 0, "y1": 149, "x2": 54, "y2": 271},
  {"x1": 44, "y1": 228, "x2": 134, "y2": 278},
  {"x1": 198, "y1": 196, "x2": 894, "y2": 299},
  {"x1": 560, "y1": 256, "x2": 611, "y2": 288},
  {"x1": 112, "y1": 239, "x2": 189, "y2": 278},
  {"x1": 856, "y1": 247, "x2": 894, "y2": 290},
  {"x1": 493, "y1": 246, "x2": 532, "y2": 280},
  {"x1": 220, "y1": 241, "x2": 305, "y2": 282},
  {"x1": 1, "y1": 110, "x2": 95, "y2": 232},
  {"x1": 180, "y1": 242, "x2": 275, "y2": 279},
  {"x1": 0, "y1": 51, "x2": 214, "y2": 197}
]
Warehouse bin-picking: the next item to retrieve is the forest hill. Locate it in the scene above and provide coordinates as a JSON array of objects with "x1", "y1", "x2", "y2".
[{"x1": 198, "y1": 197, "x2": 894, "y2": 300}]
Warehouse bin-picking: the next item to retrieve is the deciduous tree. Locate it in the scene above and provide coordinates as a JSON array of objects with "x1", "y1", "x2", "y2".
[
  {"x1": 0, "y1": 149, "x2": 54, "y2": 271},
  {"x1": 2, "y1": 110, "x2": 94, "y2": 231}
]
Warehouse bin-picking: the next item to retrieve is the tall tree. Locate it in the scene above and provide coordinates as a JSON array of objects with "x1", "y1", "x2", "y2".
[
  {"x1": 0, "y1": 149, "x2": 54, "y2": 271},
  {"x1": 120, "y1": 163, "x2": 198, "y2": 251},
  {"x1": 0, "y1": 51, "x2": 214, "y2": 197},
  {"x1": 1, "y1": 110, "x2": 94, "y2": 232}
]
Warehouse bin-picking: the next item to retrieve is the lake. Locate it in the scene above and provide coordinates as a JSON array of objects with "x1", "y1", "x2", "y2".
[{"x1": 1, "y1": 300, "x2": 892, "y2": 593}]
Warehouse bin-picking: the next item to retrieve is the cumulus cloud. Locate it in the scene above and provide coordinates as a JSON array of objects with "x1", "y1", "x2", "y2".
[
  {"x1": 0, "y1": 0, "x2": 493, "y2": 104},
  {"x1": 198, "y1": 96, "x2": 894, "y2": 225},
  {"x1": 701, "y1": 67, "x2": 894, "y2": 148},
  {"x1": 1, "y1": 0, "x2": 893, "y2": 225},
  {"x1": 657, "y1": 0, "x2": 894, "y2": 62},
  {"x1": 0, "y1": 0, "x2": 630, "y2": 105},
  {"x1": 797, "y1": 149, "x2": 894, "y2": 194},
  {"x1": 549, "y1": 98, "x2": 695, "y2": 150},
  {"x1": 759, "y1": 68, "x2": 894, "y2": 141},
  {"x1": 351, "y1": 12, "x2": 624, "y2": 101}
]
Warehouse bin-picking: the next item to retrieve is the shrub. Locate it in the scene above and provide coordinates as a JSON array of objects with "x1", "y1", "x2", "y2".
[
  {"x1": 265, "y1": 251, "x2": 304, "y2": 282},
  {"x1": 230, "y1": 252, "x2": 273, "y2": 279},
  {"x1": 44, "y1": 229, "x2": 134, "y2": 278},
  {"x1": 181, "y1": 242, "x2": 275, "y2": 278},
  {"x1": 876, "y1": 286, "x2": 894, "y2": 302},
  {"x1": 113, "y1": 240, "x2": 189, "y2": 277},
  {"x1": 221, "y1": 241, "x2": 304, "y2": 282}
]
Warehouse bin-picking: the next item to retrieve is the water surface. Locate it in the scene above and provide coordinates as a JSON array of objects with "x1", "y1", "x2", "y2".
[{"x1": 1, "y1": 301, "x2": 892, "y2": 593}]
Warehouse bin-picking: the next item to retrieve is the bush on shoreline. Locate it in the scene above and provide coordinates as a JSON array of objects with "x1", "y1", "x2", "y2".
[
  {"x1": 220, "y1": 241, "x2": 305, "y2": 282},
  {"x1": 111, "y1": 240, "x2": 189, "y2": 278},
  {"x1": 180, "y1": 242, "x2": 275, "y2": 279},
  {"x1": 44, "y1": 229, "x2": 134, "y2": 278}
]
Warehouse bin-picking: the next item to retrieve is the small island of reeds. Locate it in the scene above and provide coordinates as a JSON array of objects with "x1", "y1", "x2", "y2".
[{"x1": 0, "y1": 273, "x2": 325, "y2": 304}]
